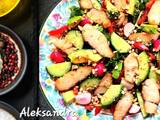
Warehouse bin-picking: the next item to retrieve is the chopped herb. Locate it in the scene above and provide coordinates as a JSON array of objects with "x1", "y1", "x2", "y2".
[
  {"x1": 108, "y1": 11, "x2": 120, "y2": 20},
  {"x1": 139, "y1": 0, "x2": 149, "y2": 10},
  {"x1": 70, "y1": 6, "x2": 84, "y2": 18},
  {"x1": 106, "y1": 52, "x2": 126, "y2": 72}
]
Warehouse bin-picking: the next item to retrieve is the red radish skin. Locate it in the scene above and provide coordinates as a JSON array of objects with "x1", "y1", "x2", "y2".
[
  {"x1": 153, "y1": 39, "x2": 160, "y2": 51},
  {"x1": 50, "y1": 51, "x2": 65, "y2": 63},
  {"x1": 80, "y1": 17, "x2": 92, "y2": 26},
  {"x1": 94, "y1": 63, "x2": 106, "y2": 77},
  {"x1": 133, "y1": 42, "x2": 149, "y2": 51}
]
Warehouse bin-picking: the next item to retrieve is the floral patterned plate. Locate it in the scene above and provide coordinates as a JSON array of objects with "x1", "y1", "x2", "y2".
[{"x1": 39, "y1": 0, "x2": 160, "y2": 119}]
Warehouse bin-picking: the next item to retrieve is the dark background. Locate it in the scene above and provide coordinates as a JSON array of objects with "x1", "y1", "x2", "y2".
[{"x1": 0, "y1": 0, "x2": 63, "y2": 120}]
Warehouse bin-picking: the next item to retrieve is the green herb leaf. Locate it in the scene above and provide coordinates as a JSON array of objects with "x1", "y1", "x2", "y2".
[
  {"x1": 70, "y1": 6, "x2": 84, "y2": 18},
  {"x1": 106, "y1": 52, "x2": 126, "y2": 72}
]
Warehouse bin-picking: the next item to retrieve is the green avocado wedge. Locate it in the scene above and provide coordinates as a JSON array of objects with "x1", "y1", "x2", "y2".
[
  {"x1": 62, "y1": 90, "x2": 75, "y2": 104},
  {"x1": 101, "y1": 85, "x2": 123, "y2": 106},
  {"x1": 65, "y1": 30, "x2": 84, "y2": 49},
  {"x1": 127, "y1": 0, "x2": 136, "y2": 15},
  {"x1": 136, "y1": 90, "x2": 148, "y2": 118},
  {"x1": 135, "y1": 52, "x2": 150, "y2": 85},
  {"x1": 67, "y1": 16, "x2": 82, "y2": 27},
  {"x1": 111, "y1": 32, "x2": 131, "y2": 53},
  {"x1": 149, "y1": 66, "x2": 159, "y2": 81},
  {"x1": 106, "y1": 0, "x2": 118, "y2": 13},
  {"x1": 68, "y1": 49, "x2": 102, "y2": 64},
  {"x1": 80, "y1": 78, "x2": 100, "y2": 91},
  {"x1": 46, "y1": 62, "x2": 71, "y2": 77}
]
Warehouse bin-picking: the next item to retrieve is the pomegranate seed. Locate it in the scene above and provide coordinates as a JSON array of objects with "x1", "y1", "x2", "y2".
[{"x1": 0, "y1": 33, "x2": 19, "y2": 88}]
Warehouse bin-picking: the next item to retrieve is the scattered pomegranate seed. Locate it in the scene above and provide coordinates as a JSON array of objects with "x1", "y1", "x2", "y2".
[{"x1": 0, "y1": 33, "x2": 19, "y2": 88}]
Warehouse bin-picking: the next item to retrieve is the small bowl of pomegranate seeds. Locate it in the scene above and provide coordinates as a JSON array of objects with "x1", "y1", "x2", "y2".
[{"x1": 0, "y1": 24, "x2": 27, "y2": 95}]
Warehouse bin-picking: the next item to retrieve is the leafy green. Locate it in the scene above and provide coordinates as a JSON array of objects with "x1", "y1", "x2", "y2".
[
  {"x1": 108, "y1": 11, "x2": 120, "y2": 20},
  {"x1": 70, "y1": 6, "x2": 84, "y2": 18},
  {"x1": 132, "y1": 1, "x2": 141, "y2": 24},
  {"x1": 103, "y1": 32, "x2": 111, "y2": 41},
  {"x1": 106, "y1": 52, "x2": 126, "y2": 72},
  {"x1": 139, "y1": 0, "x2": 149, "y2": 10}
]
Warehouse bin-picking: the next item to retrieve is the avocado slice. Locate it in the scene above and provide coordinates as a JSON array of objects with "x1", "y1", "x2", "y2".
[
  {"x1": 111, "y1": 32, "x2": 131, "y2": 53},
  {"x1": 136, "y1": 90, "x2": 148, "y2": 118},
  {"x1": 149, "y1": 66, "x2": 158, "y2": 81},
  {"x1": 68, "y1": 49, "x2": 102, "y2": 64},
  {"x1": 106, "y1": 0, "x2": 120, "y2": 20},
  {"x1": 67, "y1": 16, "x2": 82, "y2": 27},
  {"x1": 101, "y1": 85, "x2": 123, "y2": 106},
  {"x1": 112, "y1": 61, "x2": 123, "y2": 79},
  {"x1": 135, "y1": 52, "x2": 150, "y2": 85},
  {"x1": 127, "y1": 0, "x2": 136, "y2": 15},
  {"x1": 46, "y1": 62, "x2": 71, "y2": 77},
  {"x1": 106, "y1": 0, "x2": 118, "y2": 13},
  {"x1": 90, "y1": 0, "x2": 101, "y2": 10},
  {"x1": 80, "y1": 78, "x2": 100, "y2": 91},
  {"x1": 65, "y1": 30, "x2": 84, "y2": 49},
  {"x1": 140, "y1": 24, "x2": 158, "y2": 34},
  {"x1": 62, "y1": 90, "x2": 75, "y2": 104}
]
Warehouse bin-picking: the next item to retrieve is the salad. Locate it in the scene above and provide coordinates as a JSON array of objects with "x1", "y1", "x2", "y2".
[{"x1": 46, "y1": 0, "x2": 160, "y2": 119}]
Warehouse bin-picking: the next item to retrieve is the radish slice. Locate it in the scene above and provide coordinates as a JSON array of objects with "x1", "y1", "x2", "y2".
[
  {"x1": 129, "y1": 104, "x2": 140, "y2": 114},
  {"x1": 94, "y1": 62, "x2": 106, "y2": 77},
  {"x1": 124, "y1": 23, "x2": 135, "y2": 37},
  {"x1": 153, "y1": 39, "x2": 160, "y2": 51},
  {"x1": 75, "y1": 92, "x2": 92, "y2": 105},
  {"x1": 79, "y1": 17, "x2": 92, "y2": 26}
]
